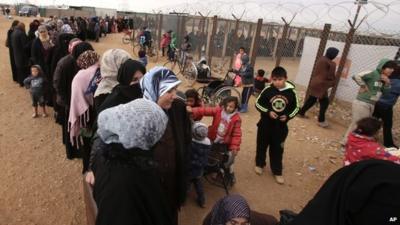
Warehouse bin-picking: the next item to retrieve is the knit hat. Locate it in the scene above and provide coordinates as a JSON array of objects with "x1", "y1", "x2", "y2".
[{"x1": 192, "y1": 122, "x2": 208, "y2": 141}]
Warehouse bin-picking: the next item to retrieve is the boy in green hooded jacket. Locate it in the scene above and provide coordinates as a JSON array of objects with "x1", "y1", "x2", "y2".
[{"x1": 342, "y1": 59, "x2": 396, "y2": 145}]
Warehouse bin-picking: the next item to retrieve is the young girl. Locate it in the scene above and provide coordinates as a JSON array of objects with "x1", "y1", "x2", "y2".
[
  {"x1": 23, "y1": 65, "x2": 48, "y2": 118},
  {"x1": 344, "y1": 117, "x2": 400, "y2": 166},
  {"x1": 187, "y1": 96, "x2": 242, "y2": 180},
  {"x1": 185, "y1": 89, "x2": 203, "y2": 121}
]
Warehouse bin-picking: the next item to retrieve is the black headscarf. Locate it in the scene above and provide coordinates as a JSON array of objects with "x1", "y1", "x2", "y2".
[
  {"x1": 117, "y1": 59, "x2": 147, "y2": 85},
  {"x1": 289, "y1": 160, "x2": 400, "y2": 225},
  {"x1": 97, "y1": 59, "x2": 146, "y2": 114},
  {"x1": 325, "y1": 47, "x2": 339, "y2": 60},
  {"x1": 72, "y1": 42, "x2": 94, "y2": 59}
]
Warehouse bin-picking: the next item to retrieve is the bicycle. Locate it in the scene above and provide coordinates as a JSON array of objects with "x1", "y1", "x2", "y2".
[{"x1": 163, "y1": 49, "x2": 198, "y2": 87}]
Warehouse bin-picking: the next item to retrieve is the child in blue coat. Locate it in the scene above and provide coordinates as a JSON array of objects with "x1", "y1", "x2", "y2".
[{"x1": 188, "y1": 122, "x2": 211, "y2": 208}]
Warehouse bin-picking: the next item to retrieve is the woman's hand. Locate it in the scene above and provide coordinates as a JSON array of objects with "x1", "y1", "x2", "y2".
[{"x1": 85, "y1": 171, "x2": 95, "y2": 186}]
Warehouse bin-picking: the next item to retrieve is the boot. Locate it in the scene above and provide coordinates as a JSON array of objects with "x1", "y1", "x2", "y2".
[{"x1": 240, "y1": 104, "x2": 248, "y2": 113}]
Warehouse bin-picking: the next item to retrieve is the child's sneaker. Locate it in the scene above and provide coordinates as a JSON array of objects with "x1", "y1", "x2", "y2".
[
  {"x1": 32, "y1": 113, "x2": 38, "y2": 118},
  {"x1": 42, "y1": 113, "x2": 48, "y2": 118},
  {"x1": 254, "y1": 166, "x2": 263, "y2": 175},
  {"x1": 318, "y1": 121, "x2": 329, "y2": 128},
  {"x1": 274, "y1": 175, "x2": 285, "y2": 184}
]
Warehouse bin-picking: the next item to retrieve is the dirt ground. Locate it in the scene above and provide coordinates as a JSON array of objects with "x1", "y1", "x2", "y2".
[{"x1": 0, "y1": 16, "x2": 346, "y2": 225}]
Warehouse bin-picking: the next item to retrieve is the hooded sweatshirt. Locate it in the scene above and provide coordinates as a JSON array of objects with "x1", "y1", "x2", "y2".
[
  {"x1": 255, "y1": 81, "x2": 300, "y2": 123},
  {"x1": 353, "y1": 59, "x2": 391, "y2": 104},
  {"x1": 377, "y1": 64, "x2": 400, "y2": 107}
]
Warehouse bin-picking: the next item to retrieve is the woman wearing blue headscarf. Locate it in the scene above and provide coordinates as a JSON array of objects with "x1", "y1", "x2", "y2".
[{"x1": 140, "y1": 67, "x2": 192, "y2": 225}]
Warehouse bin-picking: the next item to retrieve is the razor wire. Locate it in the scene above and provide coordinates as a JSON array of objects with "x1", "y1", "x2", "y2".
[{"x1": 156, "y1": 0, "x2": 400, "y2": 37}]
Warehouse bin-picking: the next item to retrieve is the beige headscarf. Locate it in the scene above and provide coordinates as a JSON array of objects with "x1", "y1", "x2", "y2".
[{"x1": 94, "y1": 49, "x2": 131, "y2": 97}]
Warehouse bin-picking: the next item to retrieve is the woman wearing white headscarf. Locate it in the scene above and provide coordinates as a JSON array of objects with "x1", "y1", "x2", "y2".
[
  {"x1": 91, "y1": 98, "x2": 173, "y2": 225},
  {"x1": 140, "y1": 67, "x2": 192, "y2": 225},
  {"x1": 93, "y1": 48, "x2": 131, "y2": 114}
]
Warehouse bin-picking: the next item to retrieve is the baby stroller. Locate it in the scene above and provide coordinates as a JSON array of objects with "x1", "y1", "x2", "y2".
[{"x1": 204, "y1": 143, "x2": 235, "y2": 195}]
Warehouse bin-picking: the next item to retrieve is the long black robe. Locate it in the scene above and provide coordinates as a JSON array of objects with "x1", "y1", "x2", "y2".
[
  {"x1": 6, "y1": 28, "x2": 18, "y2": 82},
  {"x1": 153, "y1": 98, "x2": 192, "y2": 225},
  {"x1": 53, "y1": 54, "x2": 80, "y2": 159},
  {"x1": 290, "y1": 159, "x2": 400, "y2": 225},
  {"x1": 11, "y1": 28, "x2": 30, "y2": 86},
  {"x1": 92, "y1": 138, "x2": 173, "y2": 225}
]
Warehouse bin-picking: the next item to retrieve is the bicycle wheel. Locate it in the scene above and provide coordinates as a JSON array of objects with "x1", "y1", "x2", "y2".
[
  {"x1": 196, "y1": 86, "x2": 211, "y2": 105},
  {"x1": 122, "y1": 34, "x2": 131, "y2": 44},
  {"x1": 182, "y1": 62, "x2": 198, "y2": 87},
  {"x1": 212, "y1": 86, "x2": 241, "y2": 106}
]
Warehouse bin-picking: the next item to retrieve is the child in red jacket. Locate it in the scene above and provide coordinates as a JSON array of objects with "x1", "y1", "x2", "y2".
[
  {"x1": 187, "y1": 96, "x2": 242, "y2": 180},
  {"x1": 344, "y1": 117, "x2": 400, "y2": 166}
]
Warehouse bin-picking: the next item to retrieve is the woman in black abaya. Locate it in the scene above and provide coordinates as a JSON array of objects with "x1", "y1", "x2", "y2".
[
  {"x1": 6, "y1": 20, "x2": 19, "y2": 83},
  {"x1": 289, "y1": 159, "x2": 400, "y2": 225}
]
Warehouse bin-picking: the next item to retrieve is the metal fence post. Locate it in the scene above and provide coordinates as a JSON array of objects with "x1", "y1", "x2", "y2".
[
  {"x1": 222, "y1": 20, "x2": 230, "y2": 59},
  {"x1": 229, "y1": 19, "x2": 240, "y2": 68},
  {"x1": 249, "y1": 19, "x2": 263, "y2": 68},
  {"x1": 293, "y1": 28, "x2": 303, "y2": 57},
  {"x1": 304, "y1": 23, "x2": 331, "y2": 99},
  {"x1": 207, "y1": 16, "x2": 218, "y2": 66},
  {"x1": 275, "y1": 23, "x2": 290, "y2": 67},
  {"x1": 157, "y1": 14, "x2": 163, "y2": 46},
  {"x1": 272, "y1": 26, "x2": 280, "y2": 59},
  {"x1": 329, "y1": 27, "x2": 355, "y2": 102}
]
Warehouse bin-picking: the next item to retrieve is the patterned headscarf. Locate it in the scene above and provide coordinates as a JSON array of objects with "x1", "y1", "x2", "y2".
[
  {"x1": 77, "y1": 50, "x2": 100, "y2": 69},
  {"x1": 97, "y1": 98, "x2": 168, "y2": 150},
  {"x1": 140, "y1": 66, "x2": 181, "y2": 102},
  {"x1": 209, "y1": 195, "x2": 250, "y2": 225},
  {"x1": 94, "y1": 49, "x2": 131, "y2": 97}
]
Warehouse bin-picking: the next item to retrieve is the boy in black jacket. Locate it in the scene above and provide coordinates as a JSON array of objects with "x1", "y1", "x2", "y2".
[{"x1": 254, "y1": 66, "x2": 299, "y2": 184}]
